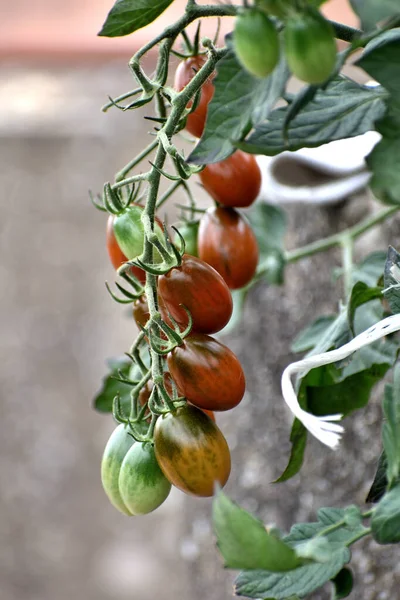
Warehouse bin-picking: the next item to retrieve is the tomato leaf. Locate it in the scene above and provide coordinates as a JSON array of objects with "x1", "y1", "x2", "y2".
[
  {"x1": 384, "y1": 245, "x2": 400, "y2": 313},
  {"x1": 188, "y1": 41, "x2": 289, "y2": 165},
  {"x1": 236, "y1": 77, "x2": 387, "y2": 156},
  {"x1": 372, "y1": 483, "x2": 400, "y2": 544},
  {"x1": 274, "y1": 418, "x2": 307, "y2": 483},
  {"x1": 349, "y1": 0, "x2": 400, "y2": 31},
  {"x1": 98, "y1": 0, "x2": 174, "y2": 37},
  {"x1": 291, "y1": 315, "x2": 336, "y2": 353},
  {"x1": 351, "y1": 251, "x2": 386, "y2": 287},
  {"x1": 356, "y1": 30, "x2": 400, "y2": 98},
  {"x1": 331, "y1": 567, "x2": 354, "y2": 599},
  {"x1": 247, "y1": 203, "x2": 287, "y2": 285},
  {"x1": 382, "y1": 366, "x2": 400, "y2": 487},
  {"x1": 366, "y1": 452, "x2": 388, "y2": 503},
  {"x1": 93, "y1": 357, "x2": 132, "y2": 413},
  {"x1": 213, "y1": 489, "x2": 301, "y2": 572},
  {"x1": 347, "y1": 281, "x2": 383, "y2": 332}
]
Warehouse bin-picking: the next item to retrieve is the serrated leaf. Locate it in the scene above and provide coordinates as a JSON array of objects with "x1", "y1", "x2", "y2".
[
  {"x1": 366, "y1": 451, "x2": 388, "y2": 503},
  {"x1": 213, "y1": 491, "x2": 301, "y2": 572},
  {"x1": 331, "y1": 567, "x2": 354, "y2": 599},
  {"x1": 383, "y1": 365, "x2": 400, "y2": 486},
  {"x1": 356, "y1": 30, "x2": 400, "y2": 98},
  {"x1": 372, "y1": 483, "x2": 400, "y2": 544},
  {"x1": 350, "y1": 0, "x2": 400, "y2": 31},
  {"x1": 347, "y1": 282, "x2": 383, "y2": 332},
  {"x1": 236, "y1": 78, "x2": 387, "y2": 156},
  {"x1": 93, "y1": 357, "x2": 132, "y2": 413},
  {"x1": 213, "y1": 490, "x2": 301, "y2": 572},
  {"x1": 188, "y1": 42, "x2": 289, "y2": 165},
  {"x1": 98, "y1": 0, "x2": 174, "y2": 37},
  {"x1": 294, "y1": 537, "x2": 334, "y2": 563},
  {"x1": 351, "y1": 251, "x2": 386, "y2": 287},
  {"x1": 291, "y1": 315, "x2": 337, "y2": 353},
  {"x1": 274, "y1": 419, "x2": 307, "y2": 483},
  {"x1": 384, "y1": 245, "x2": 400, "y2": 313}
]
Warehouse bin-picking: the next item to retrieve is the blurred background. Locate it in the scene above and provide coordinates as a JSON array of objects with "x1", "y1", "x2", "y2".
[{"x1": 4, "y1": 2, "x2": 395, "y2": 600}]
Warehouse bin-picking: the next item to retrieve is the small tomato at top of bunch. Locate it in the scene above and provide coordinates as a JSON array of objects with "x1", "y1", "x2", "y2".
[
  {"x1": 106, "y1": 215, "x2": 146, "y2": 283},
  {"x1": 158, "y1": 254, "x2": 233, "y2": 334},
  {"x1": 199, "y1": 150, "x2": 261, "y2": 208},
  {"x1": 284, "y1": 8, "x2": 337, "y2": 84},
  {"x1": 174, "y1": 55, "x2": 215, "y2": 138},
  {"x1": 112, "y1": 205, "x2": 164, "y2": 264},
  {"x1": 198, "y1": 207, "x2": 259, "y2": 289},
  {"x1": 233, "y1": 8, "x2": 280, "y2": 78}
]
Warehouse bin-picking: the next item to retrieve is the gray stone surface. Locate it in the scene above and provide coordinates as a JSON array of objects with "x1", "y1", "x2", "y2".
[{"x1": 1, "y1": 62, "x2": 399, "y2": 600}]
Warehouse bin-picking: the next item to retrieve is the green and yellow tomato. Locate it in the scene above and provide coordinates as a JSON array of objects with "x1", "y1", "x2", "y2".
[
  {"x1": 101, "y1": 424, "x2": 135, "y2": 516},
  {"x1": 234, "y1": 9, "x2": 280, "y2": 78}
]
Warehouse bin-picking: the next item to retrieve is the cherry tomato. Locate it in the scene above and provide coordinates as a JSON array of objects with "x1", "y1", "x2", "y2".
[
  {"x1": 198, "y1": 207, "x2": 259, "y2": 289},
  {"x1": 174, "y1": 221, "x2": 199, "y2": 257},
  {"x1": 118, "y1": 442, "x2": 171, "y2": 515},
  {"x1": 101, "y1": 424, "x2": 135, "y2": 516},
  {"x1": 167, "y1": 333, "x2": 245, "y2": 411},
  {"x1": 154, "y1": 404, "x2": 231, "y2": 497},
  {"x1": 284, "y1": 9, "x2": 337, "y2": 84},
  {"x1": 133, "y1": 295, "x2": 150, "y2": 329},
  {"x1": 113, "y1": 205, "x2": 165, "y2": 264},
  {"x1": 158, "y1": 254, "x2": 233, "y2": 334},
  {"x1": 106, "y1": 215, "x2": 146, "y2": 283},
  {"x1": 234, "y1": 9, "x2": 280, "y2": 78},
  {"x1": 163, "y1": 372, "x2": 216, "y2": 421},
  {"x1": 199, "y1": 150, "x2": 261, "y2": 208},
  {"x1": 174, "y1": 55, "x2": 215, "y2": 138}
]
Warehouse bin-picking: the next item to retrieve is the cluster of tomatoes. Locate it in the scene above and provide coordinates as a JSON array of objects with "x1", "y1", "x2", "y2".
[{"x1": 101, "y1": 50, "x2": 262, "y2": 517}]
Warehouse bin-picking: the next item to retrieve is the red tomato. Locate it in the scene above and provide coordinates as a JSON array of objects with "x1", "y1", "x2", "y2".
[
  {"x1": 106, "y1": 215, "x2": 146, "y2": 283},
  {"x1": 167, "y1": 333, "x2": 246, "y2": 411},
  {"x1": 132, "y1": 295, "x2": 150, "y2": 329},
  {"x1": 198, "y1": 207, "x2": 259, "y2": 289},
  {"x1": 174, "y1": 56, "x2": 215, "y2": 138},
  {"x1": 163, "y1": 372, "x2": 216, "y2": 422},
  {"x1": 158, "y1": 254, "x2": 233, "y2": 334},
  {"x1": 154, "y1": 404, "x2": 231, "y2": 497},
  {"x1": 199, "y1": 150, "x2": 261, "y2": 208}
]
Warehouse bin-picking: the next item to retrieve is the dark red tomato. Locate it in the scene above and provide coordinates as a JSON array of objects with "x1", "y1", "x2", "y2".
[
  {"x1": 174, "y1": 56, "x2": 215, "y2": 138},
  {"x1": 158, "y1": 254, "x2": 233, "y2": 334},
  {"x1": 163, "y1": 372, "x2": 216, "y2": 422},
  {"x1": 199, "y1": 150, "x2": 261, "y2": 208},
  {"x1": 154, "y1": 404, "x2": 231, "y2": 497},
  {"x1": 133, "y1": 295, "x2": 150, "y2": 329},
  {"x1": 198, "y1": 207, "x2": 259, "y2": 289},
  {"x1": 167, "y1": 333, "x2": 245, "y2": 411},
  {"x1": 106, "y1": 215, "x2": 146, "y2": 283}
]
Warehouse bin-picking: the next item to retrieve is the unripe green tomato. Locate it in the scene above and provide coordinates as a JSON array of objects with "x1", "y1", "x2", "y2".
[
  {"x1": 101, "y1": 424, "x2": 135, "y2": 516},
  {"x1": 119, "y1": 442, "x2": 171, "y2": 515},
  {"x1": 233, "y1": 9, "x2": 280, "y2": 78},
  {"x1": 174, "y1": 221, "x2": 199, "y2": 257},
  {"x1": 113, "y1": 205, "x2": 164, "y2": 263},
  {"x1": 284, "y1": 9, "x2": 337, "y2": 84}
]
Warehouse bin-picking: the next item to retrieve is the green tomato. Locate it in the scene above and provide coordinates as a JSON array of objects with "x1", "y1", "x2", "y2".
[
  {"x1": 284, "y1": 9, "x2": 337, "y2": 84},
  {"x1": 233, "y1": 9, "x2": 280, "y2": 78},
  {"x1": 174, "y1": 221, "x2": 199, "y2": 257},
  {"x1": 113, "y1": 205, "x2": 164, "y2": 262},
  {"x1": 101, "y1": 424, "x2": 135, "y2": 516},
  {"x1": 119, "y1": 442, "x2": 171, "y2": 515}
]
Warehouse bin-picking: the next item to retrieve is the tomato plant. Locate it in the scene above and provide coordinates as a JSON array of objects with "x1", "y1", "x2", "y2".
[
  {"x1": 174, "y1": 221, "x2": 199, "y2": 257},
  {"x1": 106, "y1": 215, "x2": 146, "y2": 283},
  {"x1": 174, "y1": 55, "x2": 215, "y2": 138},
  {"x1": 199, "y1": 150, "x2": 261, "y2": 208},
  {"x1": 154, "y1": 404, "x2": 231, "y2": 497},
  {"x1": 101, "y1": 424, "x2": 136, "y2": 516},
  {"x1": 233, "y1": 8, "x2": 280, "y2": 78},
  {"x1": 198, "y1": 206, "x2": 259, "y2": 289},
  {"x1": 132, "y1": 295, "x2": 150, "y2": 329},
  {"x1": 113, "y1": 205, "x2": 164, "y2": 262},
  {"x1": 158, "y1": 254, "x2": 233, "y2": 334},
  {"x1": 167, "y1": 333, "x2": 245, "y2": 411}
]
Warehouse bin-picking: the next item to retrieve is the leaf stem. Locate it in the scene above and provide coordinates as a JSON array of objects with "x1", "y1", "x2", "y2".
[
  {"x1": 340, "y1": 234, "x2": 353, "y2": 300},
  {"x1": 115, "y1": 140, "x2": 158, "y2": 182},
  {"x1": 346, "y1": 527, "x2": 372, "y2": 546}
]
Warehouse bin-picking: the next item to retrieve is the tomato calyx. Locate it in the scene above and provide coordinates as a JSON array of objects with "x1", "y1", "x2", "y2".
[{"x1": 145, "y1": 305, "x2": 193, "y2": 356}]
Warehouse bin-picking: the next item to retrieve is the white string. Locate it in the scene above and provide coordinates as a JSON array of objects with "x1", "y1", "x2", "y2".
[{"x1": 281, "y1": 313, "x2": 400, "y2": 449}]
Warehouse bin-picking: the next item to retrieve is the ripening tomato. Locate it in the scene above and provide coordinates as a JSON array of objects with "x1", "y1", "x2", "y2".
[
  {"x1": 158, "y1": 254, "x2": 233, "y2": 334},
  {"x1": 118, "y1": 442, "x2": 171, "y2": 515},
  {"x1": 133, "y1": 295, "x2": 150, "y2": 329},
  {"x1": 234, "y1": 9, "x2": 280, "y2": 78},
  {"x1": 106, "y1": 215, "x2": 146, "y2": 283},
  {"x1": 198, "y1": 207, "x2": 259, "y2": 289},
  {"x1": 154, "y1": 404, "x2": 231, "y2": 497},
  {"x1": 199, "y1": 150, "x2": 261, "y2": 208},
  {"x1": 163, "y1": 372, "x2": 216, "y2": 421},
  {"x1": 284, "y1": 9, "x2": 337, "y2": 84},
  {"x1": 101, "y1": 424, "x2": 135, "y2": 515},
  {"x1": 167, "y1": 333, "x2": 246, "y2": 411},
  {"x1": 113, "y1": 205, "x2": 165, "y2": 264},
  {"x1": 174, "y1": 55, "x2": 215, "y2": 138}
]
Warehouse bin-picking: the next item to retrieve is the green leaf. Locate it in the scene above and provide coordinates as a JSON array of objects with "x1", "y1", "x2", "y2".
[
  {"x1": 351, "y1": 251, "x2": 386, "y2": 287},
  {"x1": 331, "y1": 568, "x2": 354, "y2": 599},
  {"x1": 247, "y1": 203, "x2": 287, "y2": 285},
  {"x1": 93, "y1": 357, "x2": 132, "y2": 413},
  {"x1": 356, "y1": 30, "x2": 400, "y2": 98},
  {"x1": 274, "y1": 419, "x2": 307, "y2": 483},
  {"x1": 98, "y1": 0, "x2": 174, "y2": 37},
  {"x1": 366, "y1": 451, "x2": 388, "y2": 503},
  {"x1": 347, "y1": 282, "x2": 383, "y2": 332},
  {"x1": 291, "y1": 315, "x2": 337, "y2": 353},
  {"x1": 384, "y1": 245, "x2": 400, "y2": 313},
  {"x1": 372, "y1": 483, "x2": 400, "y2": 544},
  {"x1": 213, "y1": 490, "x2": 301, "y2": 571},
  {"x1": 350, "y1": 0, "x2": 400, "y2": 31},
  {"x1": 220, "y1": 288, "x2": 248, "y2": 335},
  {"x1": 188, "y1": 43, "x2": 289, "y2": 165},
  {"x1": 236, "y1": 77, "x2": 387, "y2": 156},
  {"x1": 383, "y1": 365, "x2": 400, "y2": 486}
]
